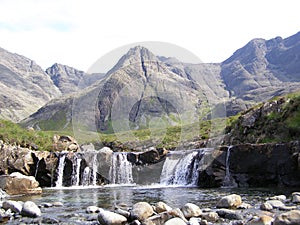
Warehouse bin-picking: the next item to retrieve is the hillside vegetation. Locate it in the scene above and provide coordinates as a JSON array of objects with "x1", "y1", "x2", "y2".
[{"x1": 0, "y1": 92, "x2": 299, "y2": 151}]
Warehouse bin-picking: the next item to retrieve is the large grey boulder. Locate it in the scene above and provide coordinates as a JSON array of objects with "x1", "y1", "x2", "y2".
[
  {"x1": 181, "y1": 203, "x2": 201, "y2": 219},
  {"x1": 216, "y1": 194, "x2": 242, "y2": 209},
  {"x1": 21, "y1": 201, "x2": 41, "y2": 218},
  {"x1": 97, "y1": 209, "x2": 127, "y2": 225},
  {"x1": 130, "y1": 202, "x2": 154, "y2": 221},
  {"x1": 2, "y1": 200, "x2": 23, "y2": 213},
  {"x1": 164, "y1": 217, "x2": 187, "y2": 225}
]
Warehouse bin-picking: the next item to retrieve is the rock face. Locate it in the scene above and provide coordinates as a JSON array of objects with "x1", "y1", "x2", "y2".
[
  {"x1": 46, "y1": 63, "x2": 105, "y2": 94},
  {"x1": 53, "y1": 135, "x2": 80, "y2": 152},
  {"x1": 0, "y1": 47, "x2": 60, "y2": 122},
  {"x1": 0, "y1": 172, "x2": 42, "y2": 195}
]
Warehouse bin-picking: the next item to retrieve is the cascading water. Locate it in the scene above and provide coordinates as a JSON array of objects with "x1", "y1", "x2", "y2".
[
  {"x1": 71, "y1": 156, "x2": 82, "y2": 186},
  {"x1": 160, "y1": 150, "x2": 202, "y2": 186},
  {"x1": 55, "y1": 153, "x2": 66, "y2": 187},
  {"x1": 82, "y1": 167, "x2": 91, "y2": 186},
  {"x1": 222, "y1": 146, "x2": 237, "y2": 187},
  {"x1": 91, "y1": 154, "x2": 98, "y2": 186},
  {"x1": 109, "y1": 153, "x2": 133, "y2": 184}
]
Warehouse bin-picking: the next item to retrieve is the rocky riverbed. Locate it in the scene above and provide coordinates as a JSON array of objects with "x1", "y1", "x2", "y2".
[{"x1": 1, "y1": 187, "x2": 300, "y2": 225}]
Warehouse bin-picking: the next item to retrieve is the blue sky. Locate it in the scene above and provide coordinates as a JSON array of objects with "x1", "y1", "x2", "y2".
[{"x1": 0, "y1": 0, "x2": 299, "y2": 72}]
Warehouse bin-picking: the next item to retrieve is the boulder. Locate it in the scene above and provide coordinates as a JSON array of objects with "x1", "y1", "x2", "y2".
[
  {"x1": 200, "y1": 212, "x2": 219, "y2": 222},
  {"x1": 216, "y1": 208, "x2": 243, "y2": 220},
  {"x1": 269, "y1": 195, "x2": 287, "y2": 201},
  {"x1": 155, "y1": 201, "x2": 172, "y2": 213},
  {"x1": 181, "y1": 203, "x2": 201, "y2": 219},
  {"x1": 292, "y1": 192, "x2": 300, "y2": 204},
  {"x1": 0, "y1": 172, "x2": 42, "y2": 195},
  {"x1": 246, "y1": 215, "x2": 273, "y2": 225},
  {"x1": 53, "y1": 135, "x2": 80, "y2": 152},
  {"x1": 144, "y1": 208, "x2": 187, "y2": 225},
  {"x1": 97, "y1": 209, "x2": 127, "y2": 225},
  {"x1": 164, "y1": 217, "x2": 187, "y2": 225},
  {"x1": 273, "y1": 210, "x2": 300, "y2": 225},
  {"x1": 21, "y1": 201, "x2": 41, "y2": 218},
  {"x1": 131, "y1": 202, "x2": 154, "y2": 221},
  {"x1": 127, "y1": 148, "x2": 169, "y2": 165},
  {"x1": 265, "y1": 200, "x2": 285, "y2": 209},
  {"x1": 216, "y1": 194, "x2": 242, "y2": 208},
  {"x1": 2, "y1": 200, "x2": 23, "y2": 213},
  {"x1": 260, "y1": 202, "x2": 273, "y2": 211}
]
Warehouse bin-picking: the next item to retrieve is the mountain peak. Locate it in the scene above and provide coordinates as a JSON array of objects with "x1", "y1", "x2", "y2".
[{"x1": 106, "y1": 46, "x2": 158, "y2": 75}]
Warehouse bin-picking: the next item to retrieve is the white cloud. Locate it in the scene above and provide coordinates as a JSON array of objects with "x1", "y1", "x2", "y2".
[{"x1": 0, "y1": 0, "x2": 299, "y2": 71}]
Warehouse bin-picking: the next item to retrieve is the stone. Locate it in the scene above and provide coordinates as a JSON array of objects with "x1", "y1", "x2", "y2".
[
  {"x1": 86, "y1": 206, "x2": 100, "y2": 213},
  {"x1": 114, "y1": 207, "x2": 130, "y2": 218},
  {"x1": 246, "y1": 215, "x2": 273, "y2": 225},
  {"x1": 260, "y1": 202, "x2": 273, "y2": 211},
  {"x1": 238, "y1": 202, "x2": 252, "y2": 209},
  {"x1": 200, "y1": 212, "x2": 219, "y2": 222},
  {"x1": 0, "y1": 189, "x2": 8, "y2": 199},
  {"x1": 52, "y1": 202, "x2": 64, "y2": 207},
  {"x1": 265, "y1": 200, "x2": 285, "y2": 209},
  {"x1": 164, "y1": 217, "x2": 187, "y2": 225},
  {"x1": 155, "y1": 201, "x2": 172, "y2": 213},
  {"x1": 189, "y1": 217, "x2": 202, "y2": 225},
  {"x1": 292, "y1": 192, "x2": 300, "y2": 204},
  {"x1": 130, "y1": 220, "x2": 141, "y2": 225},
  {"x1": 97, "y1": 209, "x2": 127, "y2": 225},
  {"x1": 21, "y1": 201, "x2": 41, "y2": 218},
  {"x1": 2, "y1": 200, "x2": 23, "y2": 213},
  {"x1": 273, "y1": 210, "x2": 300, "y2": 225},
  {"x1": 0, "y1": 172, "x2": 42, "y2": 195},
  {"x1": 216, "y1": 194, "x2": 242, "y2": 208},
  {"x1": 130, "y1": 202, "x2": 154, "y2": 221},
  {"x1": 181, "y1": 203, "x2": 202, "y2": 219},
  {"x1": 53, "y1": 135, "x2": 80, "y2": 152},
  {"x1": 269, "y1": 195, "x2": 287, "y2": 201},
  {"x1": 216, "y1": 208, "x2": 243, "y2": 220}
]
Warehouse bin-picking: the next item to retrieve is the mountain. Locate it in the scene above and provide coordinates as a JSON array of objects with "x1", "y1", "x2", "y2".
[
  {"x1": 46, "y1": 63, "x2": 105, "y2": 94},
  {"x1": 22, "y1": 32, "x2": 300, "y2": 134},
  {"x1": 0, "y1": 47, "x2": 61, "y2": 122}
]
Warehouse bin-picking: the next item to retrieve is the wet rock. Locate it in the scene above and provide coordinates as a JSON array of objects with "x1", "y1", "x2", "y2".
[
  {"x1": 238, "y1": 202, "x2": 252, "y2": 209},
  {"x1": 155, "y1": 201, "x2": 172, "y2": 213},
  {"x1": 246, "y1": 215, "x2": 273, "y2": 225},
  {"x1": 200, "y1": 212, "x2": 219, "y2": 222},
  {"x1": 189, "y1": 217, "x2": 202, "y2": 225},
  {"x1": 260, "y1": 202, "x2": 273, "y2": 211},
  {"x1": 216, "y1": 208, "x2": 243, "y2": 220},
  {"x1": 97, "y1": 209, "x2": 127, "y2": 225},
  {"x1": 0, "y1": 172, "x2": 42, "y2": 195},
  {"x1": 265, "y1": 200, "x2": 285, "y2": 209},
  {"x1": 52, "y1": 201, "x2": 64, "y2": 207},
  {"x1": 114, "y1": 207, "x2": 130, "y2": 218},
  {"x1": 130, "y1": 220, "x2": 141, "y2": 225},
  {"x1": 292, "y1": 192, "x2": 300, "y2": 204},
  {"x1": 130, "y1": 202, "x2": 154, "y2": 221},
  {"x1": 2, "y1": 200, "x2": 23, "y2": 213},
  {"x1": 86, "y1": 206, "x2": 100, "y2": 213},
  {"x1": 21, "y1": 201, "x2": 41, "y2": 218},
  {"x1": 216, "y1": 194, "x2": 242, "y2": 209},
  {"x1": 181, "y1": 203, "x2": 201, "y2": 219},
  {"x1": 164, "y1": 217, "x2": 186, "y2": 225},
  {"x1": 273, "y1": 210, "x2": 300, "y2": 225},
  {"x1": 269, "y1": 195, "x2": 287, "y2": 201}
]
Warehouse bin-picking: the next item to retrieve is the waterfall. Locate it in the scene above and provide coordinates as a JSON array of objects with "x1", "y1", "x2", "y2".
[
  {"x1": 160, "y1": 150, "x2": 201, "y2": 186},
  {"x1": 109, "y1": 153, "x2": 133, "y2": 184},
  {"x1": 34, "y1": 159, "x2": 40, "y2": 178},
  {"x1": 55, "y1": 154, "x2": 66, "y2": 187},
  {"x1": 222, "y1": 146, "x2": 237, "y2": 187},
  {"x1": 82, "y1": 167, "x2": 91, "y2": 186},
  {"x1": 91, "y1": 154, "x2": 98, "y2": 186},
  {"x1": 71, "y1": 156, "x2": 82, "y2": 186}
]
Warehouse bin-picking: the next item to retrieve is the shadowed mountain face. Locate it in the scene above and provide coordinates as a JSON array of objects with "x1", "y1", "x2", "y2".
[{"x1": 2, "y1": 32, "x2": 300, "y2": 131}]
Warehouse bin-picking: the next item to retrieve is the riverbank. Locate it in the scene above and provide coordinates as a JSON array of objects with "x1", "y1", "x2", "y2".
[{"x1": 1, "y1": 186, "x2": 300, "y2": 224}]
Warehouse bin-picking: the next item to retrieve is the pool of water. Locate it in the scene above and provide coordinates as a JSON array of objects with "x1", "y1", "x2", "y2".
[{"x1": 7, "y1": 185, "x2": 298, "y2": 224}]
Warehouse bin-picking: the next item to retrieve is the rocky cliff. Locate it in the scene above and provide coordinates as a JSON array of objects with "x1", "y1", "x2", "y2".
[{"x1": 0, "y1": 47, "x2": 61, "y2": 122}]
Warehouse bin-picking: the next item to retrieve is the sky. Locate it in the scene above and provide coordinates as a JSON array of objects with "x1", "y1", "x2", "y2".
[{"x1": 0, "y1": 0, "x2": 299, "y2": 73}]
